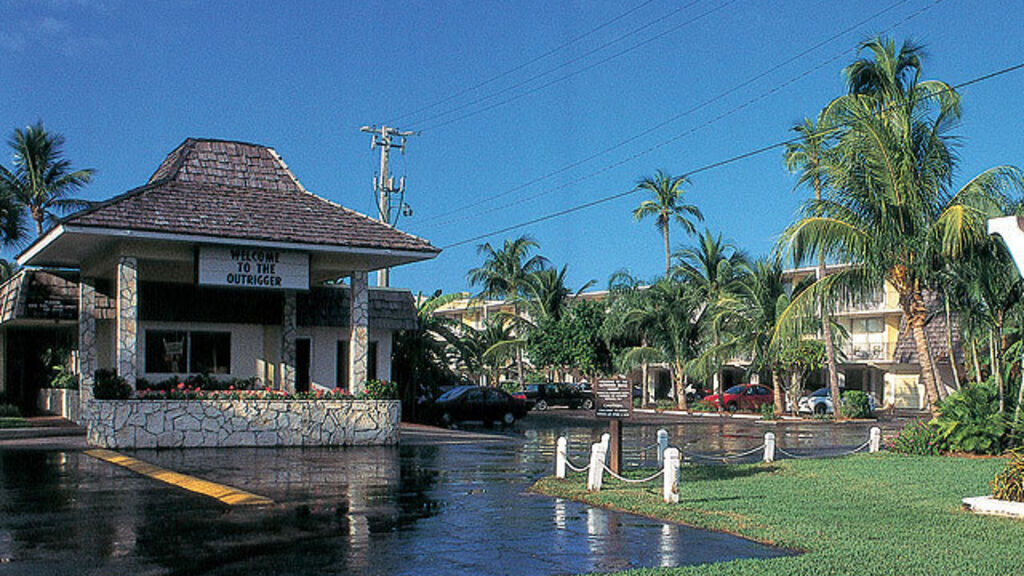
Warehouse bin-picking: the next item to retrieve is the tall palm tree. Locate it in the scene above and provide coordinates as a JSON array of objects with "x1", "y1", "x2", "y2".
[
  {"x1": 522, "y1": 265, "x2": 594, "y2": 325},
  {"x1": 467, "y1": 235, "x2": 548, "y2": 387},
  {"x1": 632, "y1": 170, "x2": 703, "y2": 276},
  {"x1": 0, "y1": 122, "x2": 93, "y2": 236},
  {"x1": 784, "y1": 112, "x2": 842, "y2": 416},
  {"x1": 674, "y1": 230, "x2": 750, "y2": 406},
  {"x1": 0, "y1": 184, "x2": 24, "y2": 247},
  {"x1": 392, "y1": 291, "x2": 467, "y2": 419},
  {"x1": 736, "y1": 259, "x2": 789, "y2": 414},
  {"x1": 779, "y1": 36, "x2": 1024, "y2": 413}
]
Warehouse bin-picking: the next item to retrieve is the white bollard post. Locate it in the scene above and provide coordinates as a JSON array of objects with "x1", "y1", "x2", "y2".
[
  {"x1": 588, "y1": 442, "x2": 607, "y2": 491},
  {"x1": 600, "y1": 432, "x2": 612, "y2": 465},
  {"x1": 556, "y1": 436, "x2": 567, "y2": 478},
  {"x1": 663, "y1": 447, "x2": 680, "y2": 503},
  {"x1": 764, "y1": 432, "x2": 776, "y2": 463},
  {"x1": 657, "y1": 429, "x2": 669, "y2": 467},
  {"x1": 869, "y1": 426, "x2": 881, "y2": 453}
]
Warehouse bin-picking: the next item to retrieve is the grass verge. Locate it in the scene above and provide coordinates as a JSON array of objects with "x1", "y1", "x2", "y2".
[
  {"x1": 0, "y1": 417, "x2": 28, "y2": 429},
  {"x1": 532, "y1": 454, "x2": 1023, "y2": 575}
]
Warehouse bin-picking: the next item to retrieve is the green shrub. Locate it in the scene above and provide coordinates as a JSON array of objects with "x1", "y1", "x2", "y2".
[
  {"x1": 931, "y1": 384, "x2": 1006, "y2": 455},
  {"x1": 887, "y1": 420, "x2": 941, "y2": 455},
  {"x1": 632, "y1": 397, "x2": 642, "y2": 408},
  {"x1": 358, "y1": 379, "x2": 399, "y2": 400},
  {"x1": 0, "y1": 404, "x2": 20, "y2": 418},
  {"x1": 840, "y1": 390, "x2": 873, "y2": 419},
  {"x1": 653, "y1": 399, "x2": 677, "y2": 411},
  {"x1": 93, "y1": 369, "x2": 131, "y2": 400},
  {"x1": 48, "y1": 365, "x2": 78, "y2": 389},
  {"x1": 760, "y1": 402, "x2": 777, "y2": 420},
  {"x1": 991, "y1": 452, "x2": 1024, "y2": 502}
]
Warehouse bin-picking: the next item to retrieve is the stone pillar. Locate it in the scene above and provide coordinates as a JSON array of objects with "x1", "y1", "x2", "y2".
[
  {"x1": 78, "y1": 278, "x2": 97, "y2": 405},
  {"x1": 281, "y1": 290, "x2": 297, "y2": 393},
  {"x1": 349, "y1": 271, "x2": 369, "y2": 395},
  {"x1": 116, "y1": 257, "x2": 138, "y2": 390}
]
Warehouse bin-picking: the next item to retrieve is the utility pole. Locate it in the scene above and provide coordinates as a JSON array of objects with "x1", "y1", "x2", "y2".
[{"x1": 360, "y1": 125, "x2": 416, "y2": 287}]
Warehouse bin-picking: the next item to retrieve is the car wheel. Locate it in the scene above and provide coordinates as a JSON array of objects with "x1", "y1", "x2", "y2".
[
  {"x1": 581, "y1": 398, "x2": 594, "y2": 411},
  {"x1": 535, "y1": 399, "x2": 548, "y2": 411},
  {"x1": 726, "y1": 402, "x2": 739, "y2": 413},
  {"x1": 686, "y1": 393, "x2": 695, "y2": 404},
  {"x1": 814, "y1": 403, "x2": 828, "y2": 416},
  {"x1": 502, "y1": 411, "x2": 516, "y2": 425}
]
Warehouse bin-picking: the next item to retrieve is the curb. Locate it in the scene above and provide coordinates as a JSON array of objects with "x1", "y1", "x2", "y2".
[{"x1": 0, "y1": 427, "x2": 86, "y2": 441}]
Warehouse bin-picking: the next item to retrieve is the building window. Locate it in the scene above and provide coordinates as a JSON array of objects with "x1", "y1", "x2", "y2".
[
  {"x1": 145, "y1": 330, "x2": 231, "y2": 374},
  {"x1": 368, "y1": 341, "x2": 378, "y2": 382}
]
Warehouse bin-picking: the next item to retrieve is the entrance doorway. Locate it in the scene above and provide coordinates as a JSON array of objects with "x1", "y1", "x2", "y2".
[{"x1": 296, "y1": 338, "x2": 311, "y2": 393}]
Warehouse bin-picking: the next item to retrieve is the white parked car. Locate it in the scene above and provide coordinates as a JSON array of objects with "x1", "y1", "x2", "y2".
[{"x1": 797, "y1": 387, "x2": 877, "y2": 415}]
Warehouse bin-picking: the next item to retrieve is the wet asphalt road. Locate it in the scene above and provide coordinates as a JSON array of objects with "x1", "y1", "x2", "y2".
[{"x1": 0, "y1": 411, "x2": 898, "y2": 575}]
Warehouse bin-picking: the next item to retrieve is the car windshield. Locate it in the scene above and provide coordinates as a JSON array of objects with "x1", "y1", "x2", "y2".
[
  {"x1": 811, "y1": 388, "x2": 828, "y2": 397},
  {"x1": 438, "y1": 386, "x2": 474, "y2": 401},
  {"x1": 725, "y1": 385, "x2": 746, "y2": 395}
]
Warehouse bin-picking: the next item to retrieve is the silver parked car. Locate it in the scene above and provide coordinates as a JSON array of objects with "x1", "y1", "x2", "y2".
[{"x1": 797, "y1": 387, "x2": 877, "y2": 415}]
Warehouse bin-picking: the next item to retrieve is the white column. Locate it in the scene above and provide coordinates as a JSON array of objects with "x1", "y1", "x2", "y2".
[
  {"x1": 116, "y1": 257, "x2": 138, "y2": 390},
  {"x1": 556, "y1": 436, "x2": 567, "y2": 479},
  {"x1": 663, "y1": 447, "x2": 680, "y2": 503},
  {"x1": 78, "y1": 278, "x2": 97, "y2": 406},
  {"x1": 281, "y1": 290, "x2": 297, "y2": 393},
  {"x1": 349, "y1": 271, "x2": 370, "y2": 395},
  {"x1": 764, "y1": 432, "x2": 776, "y2": 463}
]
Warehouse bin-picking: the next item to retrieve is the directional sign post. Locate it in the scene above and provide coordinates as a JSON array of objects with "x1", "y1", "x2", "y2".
[{"x1": 595, "y1": 378, "x2": 633, "y2": 474}]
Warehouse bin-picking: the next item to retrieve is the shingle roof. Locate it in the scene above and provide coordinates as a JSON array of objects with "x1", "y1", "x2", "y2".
[
  {"x1": 893, "y1": 291, "x2": 964, "y2": 366},
  {"x1": 65, "y1": 138, "x2": 438, "y2": 253}
]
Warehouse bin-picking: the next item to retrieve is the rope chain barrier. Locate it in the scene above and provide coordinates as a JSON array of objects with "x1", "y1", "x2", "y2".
[{"x1": 600, "y1": 462, "x2": 665, "y2": 484}]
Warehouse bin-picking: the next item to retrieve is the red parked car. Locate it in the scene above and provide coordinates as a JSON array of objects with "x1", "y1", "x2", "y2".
[{"x1": 703, "y1": 384, "x2": 773, "y2": 413}]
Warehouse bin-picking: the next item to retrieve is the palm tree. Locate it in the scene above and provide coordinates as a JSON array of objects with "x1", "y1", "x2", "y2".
[
  {"x1": 0, "y1": 184, "x2": 24, "y2": 247},
  {"x1": 467, "y1": 235, "x2": 548, "y2": 387},
  {"x1": 632, "y1": 170, "x2": 703, "y2": 276},
  {"x1": 736, "y1": 258, "x2": 789, "y2": 414},
  {"x1": 522, "y1": 265, "x2": 594, "y2": 325},
  {"x1": 784, "y1": 112, "x2": 842, "y2": 416},
  {"x1": 0, "y1": 122, "x2": 93, "y2": 236},
  {"x1": 602, "y1": 270, "x2": 656, "y2": 405},
  {"x1": 674, "y1": 230, "x2": 750, "y2": 406},
  {"x1": 618, "y1": 278, "x2": 704, "y2": 410},
  {"x1": 779, "y1": 36, "x2": 1024, "y2": 413},
  {"x1": 463, "y1": 317, "x2": 520, "y2": 388}
]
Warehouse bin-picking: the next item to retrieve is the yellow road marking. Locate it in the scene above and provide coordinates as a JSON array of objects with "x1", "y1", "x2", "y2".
[{"x1": 85, "y1": 449, "x2": 274, "y2": 506}]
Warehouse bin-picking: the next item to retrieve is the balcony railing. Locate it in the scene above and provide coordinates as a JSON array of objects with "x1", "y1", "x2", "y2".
[{"x1": 841, "y1": 341, "x2": 895, "y2": 362}]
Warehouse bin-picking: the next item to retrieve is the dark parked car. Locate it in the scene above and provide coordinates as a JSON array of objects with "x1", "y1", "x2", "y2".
[
  {"x1": 524, "y1": 382, "x2": 594, "y2": 411},
  {"x1": 703, "y1": 384, "x2": 774, "y2": 412},
  {"x1": 429, "y1": 385, "x2": 531, "y2": 426}
]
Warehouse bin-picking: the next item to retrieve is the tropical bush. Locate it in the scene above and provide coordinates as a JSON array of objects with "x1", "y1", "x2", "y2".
[
  {"x1": 840, "y1": 390, "x2": 873, "y2": 419},
  {"x1": 991, "y1": 452, "x2": 1024, "y2": 502},
  {"x1": 359, "y1": 379, "x2": 399, "y2": 400},
  {"x1": 760, "y1": 402, "x2": 777, "y2": 420},
  {"x1": 690, "y1": 400, "x2": 717, "y2": 412},
  {"x1": 93, "y1": 369, "x2": 131, "y2": 400},
  {"x1": 931, "y1": 384, "x2": 1006, "y2": 455},
  {"x1": 887, "y1": 420, "x2": 941, "y2": 455},
  {"x1": 48, "y1": 365, "x2": 77, "y2": 389},
  {"x1": 0, "y1": 403, "x2": 20, "y2": 417}
]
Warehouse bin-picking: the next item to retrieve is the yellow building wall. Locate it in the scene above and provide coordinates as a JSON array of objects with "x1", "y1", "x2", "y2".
[{"x1": 884, "y1": 373, "x2": 925, "y2": 409}]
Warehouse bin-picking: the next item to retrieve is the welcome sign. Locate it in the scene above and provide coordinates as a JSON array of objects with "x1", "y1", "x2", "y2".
[{"x1": 198, "y1": 246, "x2": 309, "y2": 290}]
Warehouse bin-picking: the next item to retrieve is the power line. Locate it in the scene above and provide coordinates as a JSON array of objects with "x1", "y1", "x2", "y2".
[
  {"x1": 440, "y1": 60, "x2": 1024, "y2": 250},
  {"x1": 410, "y1": 0, "x2": 733, "y2": 132},
  {"x1": 386, "y1": 0, "x2": 661, "y2": 126},
  {"x1": 416, "y1": 0, "x2": 923, "y2": 230}
]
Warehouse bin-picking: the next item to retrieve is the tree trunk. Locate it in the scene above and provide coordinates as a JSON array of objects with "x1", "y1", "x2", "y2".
[
  {"x1": 943, "y1": 292, "x2": 961, "y2": 391},
  {"x1": 971, "y1": 340, "x2": 982, "y2": 384},
  {"x1": 990, "y1": 332, "x2": 1004, "y2": 414},
  {"x1": 1016, "y1": 343, "x2": 1024, "y2": 425},
  {"x1": 513, "y1": 302, "x2": 524, "y2": 390},
  {"x1": 909, "y1": 315, "x2": 941, "y2": 414},
  {"x1": 674, "y1": 360, "x2": 688, "y2": 410},
  {"x1": 817, "y1": 258, "x2": 840, "y2": 420},
  {"x1": 772, "y1": 369, "x2": 784, "y2": 416},
  {"x1": 663, "y1": 227, "x2": 671, "y2": 277}
]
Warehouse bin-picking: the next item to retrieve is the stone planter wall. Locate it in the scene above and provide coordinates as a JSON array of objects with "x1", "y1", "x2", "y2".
[
  {"x1": 85, "y1": 399, "x2": 400, "y2": 448},
  {"x1": 38, "y1": 388, "x2": 83, "y2": 425}
]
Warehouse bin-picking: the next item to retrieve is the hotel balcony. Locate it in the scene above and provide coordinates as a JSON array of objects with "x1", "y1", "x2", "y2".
[{"x1": 841, "y1": 341, "x2": 895, "y2": 363}]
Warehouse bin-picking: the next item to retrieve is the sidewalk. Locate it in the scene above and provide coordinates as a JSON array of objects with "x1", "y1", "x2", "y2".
[{"x1": 0, "y1": 416, "x2": 87, "y2": 450}]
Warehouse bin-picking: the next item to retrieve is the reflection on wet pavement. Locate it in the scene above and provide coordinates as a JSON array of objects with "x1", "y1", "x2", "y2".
[{"x1": 0, "y1": 418, "x2": 814, "y2": 575}]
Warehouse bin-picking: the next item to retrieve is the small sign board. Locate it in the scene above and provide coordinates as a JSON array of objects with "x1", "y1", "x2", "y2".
[
  {"x1": 595, "y1": 378, "x2": 633, "y2": 419},
  {"x1": 198, "y1": 246, "x2": 309, "y2": 290}
]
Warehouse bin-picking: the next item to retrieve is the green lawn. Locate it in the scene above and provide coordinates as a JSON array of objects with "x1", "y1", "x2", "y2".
[
  {"x1": 0, "y1": 417, "x2": 28, "y2": 429},
  {"x1": 532, "y1": 454, "x2": 1023, "y2": 575}
]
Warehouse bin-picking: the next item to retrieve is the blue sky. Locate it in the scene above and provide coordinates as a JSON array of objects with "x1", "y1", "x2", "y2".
[{"x1": 2, "y1": 0, "x2": 1023, "y2": 295}]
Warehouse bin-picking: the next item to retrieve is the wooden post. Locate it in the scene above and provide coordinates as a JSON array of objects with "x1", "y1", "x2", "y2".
[{"x1": 608, "y1": 420, "x2": 623, "y2": 474}]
